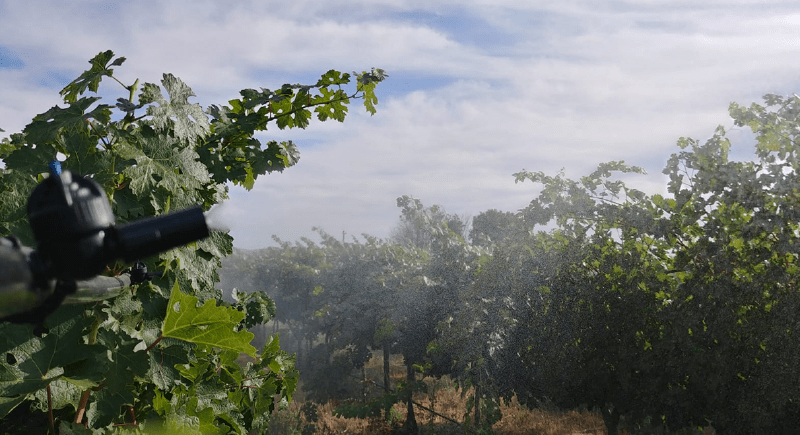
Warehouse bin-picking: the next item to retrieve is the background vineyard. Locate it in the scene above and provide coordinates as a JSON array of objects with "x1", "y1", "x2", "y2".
[{"x1": 218, "y1": 94, "x2": 800, "y2": 434}]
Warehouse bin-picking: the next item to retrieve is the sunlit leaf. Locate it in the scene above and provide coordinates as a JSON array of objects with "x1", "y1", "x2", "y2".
[{"x1": 162, "y1": 282, "x2": 256, "y2": 357}]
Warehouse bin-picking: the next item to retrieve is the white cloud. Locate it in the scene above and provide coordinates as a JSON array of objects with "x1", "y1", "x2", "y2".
[{"x1": 3, "y1": 0, "x2": 800, "y2": 247}]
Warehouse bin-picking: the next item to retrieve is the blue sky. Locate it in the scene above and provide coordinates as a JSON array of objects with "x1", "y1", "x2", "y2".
[{"x1": 2, "y1": 0, "x2": 800, "y2": 248}]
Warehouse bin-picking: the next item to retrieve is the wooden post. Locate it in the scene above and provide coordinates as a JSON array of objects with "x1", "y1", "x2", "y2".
[
  {"x1": 405, "y1": 362, "x2": 418, "y2": 434},
  {"x1": 383, "y1": 342, "x2": 390, "y2": 392},
  {"x1": 473, "y1": 383, "x2": 481, "y2": 429},
  {"x1": 362, "y1": 365, "x2": 368, "y2": 403}
]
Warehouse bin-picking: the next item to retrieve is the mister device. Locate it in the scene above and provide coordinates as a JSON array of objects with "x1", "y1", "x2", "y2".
[{"x1": 0, "y1": 163, "x2": 210, "y2": 322}]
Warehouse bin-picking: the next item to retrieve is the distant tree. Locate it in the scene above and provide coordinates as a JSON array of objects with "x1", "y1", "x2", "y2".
[
  {"x1": 390, "y1": 196, "x2": 467, "y2": 250},
  {"x1": 217, "y1": 248, "x2": 260, "y2": 300},
  {"x1": 390, "y1": 195, "x2": 503, "y2": 431},
  {"x1": 245, "y1": 238, "x2": 329, "y2": 365},
  {"x1": 497, "y1": 93, "x2": 800, "y2": 434},
  {"x1": 469, "y1": 208, "x2": 519, "y2": 246}
]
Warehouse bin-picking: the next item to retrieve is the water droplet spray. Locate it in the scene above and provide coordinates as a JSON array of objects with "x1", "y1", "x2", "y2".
[{"x1": 204, "y1": 202, "x2": 233, "y2": 232}]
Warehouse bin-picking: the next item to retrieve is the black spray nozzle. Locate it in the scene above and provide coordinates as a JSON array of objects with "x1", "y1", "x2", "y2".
[
  {"x1": 112, "y1": 206, "x2": 209, "y2": 263},
  {"x1": 27, "y1": 170, "x2": 116, "y2": 279},
  {"x1": 26, "y1": 169, "x2": 210, "y2": 280},
  {"x1": 129, "y1": 261, "x2": 162, "y2": 284}
]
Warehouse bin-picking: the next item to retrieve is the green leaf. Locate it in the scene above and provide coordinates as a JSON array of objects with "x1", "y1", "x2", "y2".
[
  {"x1": 355, "y1": 68, "x2": 388, "y2": 115},
  {"x1": 316, "y1": 70, "x2": 351, "y2": 86},
  {"x1": 58, "y1": 421, "x2": 96, "y2": 434},
  {"x1": 85, "y1": 329, "x2": 150, "y2": 427},
  {"x1": 0, "y1": 306, "x2": 98, "y2": 404},
  {"x1": 231, "y1": 290, "x2": 276, "y2": 328},
  {"x1": 147, "y1": 339, "x2": 194, "y2": 390},
  {"x1": 162, "y1": 282, "x2": 257, "y2": 356},
  {"x1": 0, "y1": 395, "x2": 27, "y2": 419},
  {"x1": 142, "y1": 74, "x2": 210, "y2": 144},
  {"x1": 115, "y1": 126, "x2": 210, "y2": 211},
  {"x1": 57, "y1": 130, "x2": 115, "y2": 177},
  {"x1": 0, "y1": 133, "x2": 21, "y2": 159},
  {"x1": 60, "y1": 50, "x2": 124, "y2": 103},
  {"x1": 0, "y1": 170, "x2": 38, "y2": 242},
  {"x1": 21, "y1": 98, "x2": 111, "y2": 147},
  {"x1": 314, "y1": 87, "x2": 349, "y2": 122},
  {"x1": 31, "y1": 379, "x2": 83, "y2": 413}
]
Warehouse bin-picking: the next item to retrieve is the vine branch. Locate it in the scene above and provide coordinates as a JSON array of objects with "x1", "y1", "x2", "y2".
[{"x1": 262, "y1": 89, "x2": 368, "y2": 126}]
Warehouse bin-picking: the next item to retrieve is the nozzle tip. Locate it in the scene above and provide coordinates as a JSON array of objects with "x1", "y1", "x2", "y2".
[{"x1": 48, "y1": 161, "x2": 62, "y2": 176}]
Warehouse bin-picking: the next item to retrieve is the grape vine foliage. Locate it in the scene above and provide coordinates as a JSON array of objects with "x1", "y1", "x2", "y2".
[{"x1": 0, "y1": 50, "x2": 385, "y2": 434}]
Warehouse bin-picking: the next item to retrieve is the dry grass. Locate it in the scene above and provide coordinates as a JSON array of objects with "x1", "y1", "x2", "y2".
[
  {"x1": 272, "y1": 352, "x2": 608, "y2": 435},
  {"x1": 492, "y1": 396, "x2": 604, "y2": 435},
  {"x1": 268, "y1": 352, "x2": 719, "y2": 434},
  {"x1": 314, "y1": 400, "x2": 396, "y2": 435}
]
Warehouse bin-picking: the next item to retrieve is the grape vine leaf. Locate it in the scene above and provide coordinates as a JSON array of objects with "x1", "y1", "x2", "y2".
[
  {"x1": 0, "y1": 170, "x2": 35, "y2": 240},
  {"x1": 162, "y1": 282, "x2": 257, "y2": 357},
  {"x1": 60, "y1": 50, "x2": 125, "y2": 103},
  {"x1": 31, "y1": 379, "x2": 82, "y2": 413},
  {"x1": 0, "y1": 306, "x2": 102, "y2": 417},
  {"x1": 356, "y1": 68, "x2": 387, "y2": 115},
  {"x1": 115, "y1": 128, "x2": 209, "y2": 212},
  {"x1": 21, "y1": 97, "x2": 111, "y2": 146},
  {"x1": 231, "y1": 288, "x2": 276, "y2": 328},
  {"x1": 141, "y1": 74, "x2": 210, "y2": 144},
  {"x1": 86, "y1": 329, "x2": 150, "y2": 427},
  {"x1": 147, "y1": 338, "x2": 194, "y2": 390},
  {"x1": 0, "y1": 396, "x2": 26, "y2": 420},
  {"x1": 314, "y1": 87, "x2": 349, "y2": 122}
]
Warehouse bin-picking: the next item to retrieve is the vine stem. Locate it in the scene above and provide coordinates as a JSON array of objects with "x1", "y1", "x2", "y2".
[
  {"x1": 112, "y1": 407, "x2": 138, "y2": 427},
  {"x1": 47, "y1": 384, "x2": 54, "y2": 434},
  {"x1": 110, "y1": 74, "x2": 128, "y2": 92},
  {"x1": 262, "y1": 90, "x2": 365, "y2": 125},
  {"x1": 145, "y1": 335, "x2": 164, "y2": 353},
  {"x1": 76, "y1": 314, "x2": 102, "y2": 425},
  {"x1": 75, "y1": 390, "x2": 91, "y2": 424},
  {"x1": 85, "y1": 118, "x2": 111, "y2": 149},
  {"x1": 128, "y1": 78, "x2": 140, "y2": 102}
]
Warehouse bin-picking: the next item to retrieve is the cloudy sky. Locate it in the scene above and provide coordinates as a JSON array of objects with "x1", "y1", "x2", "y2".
[{"x1": 2, "y1": 1, "x2": 799, "y2": 248}]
